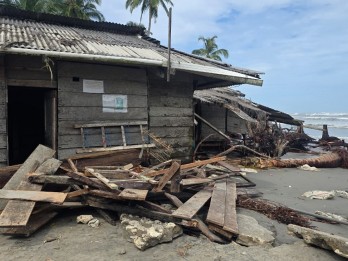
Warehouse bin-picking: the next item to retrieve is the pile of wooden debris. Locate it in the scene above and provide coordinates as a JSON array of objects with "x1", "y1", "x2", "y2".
[{"x1": 0, "y1": 144, "x2": 311, "y2": 243}]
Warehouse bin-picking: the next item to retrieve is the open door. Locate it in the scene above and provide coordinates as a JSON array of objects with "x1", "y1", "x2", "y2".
[{"x1": 8, "y1": 87, "x2": 57, "y2": 164}]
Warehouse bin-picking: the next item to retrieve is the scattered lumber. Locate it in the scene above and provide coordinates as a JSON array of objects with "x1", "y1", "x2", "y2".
[{"x1": 0, "y1": 144, "x2": 255, "y2": 242}]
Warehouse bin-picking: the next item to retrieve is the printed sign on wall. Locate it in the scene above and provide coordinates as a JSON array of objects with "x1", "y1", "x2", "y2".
[
  {"x1": 102, "y1": 94, "x2": 128, "y2": 113},
  {"x1": 83, "y1": 79, "x2": 104, "y2": 93}
]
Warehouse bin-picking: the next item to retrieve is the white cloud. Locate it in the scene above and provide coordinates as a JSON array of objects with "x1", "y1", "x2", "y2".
[{"x1": 100, "y1": 0, "x2": 348, "y2": 113}]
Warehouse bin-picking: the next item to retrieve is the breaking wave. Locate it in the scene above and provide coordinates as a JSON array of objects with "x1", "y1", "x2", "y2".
[{"x1": 290, "y1": 112, "x2": 348, "y2": 140}]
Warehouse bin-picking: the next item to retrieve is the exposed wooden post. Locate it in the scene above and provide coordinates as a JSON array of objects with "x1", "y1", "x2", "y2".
[{"x1": 322, "y1": 124, "x2": 329, "y2": 140}]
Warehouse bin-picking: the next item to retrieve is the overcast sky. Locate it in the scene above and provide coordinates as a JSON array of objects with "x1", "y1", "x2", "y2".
[{"x1": 99, "y1": 0, "x2": 348, "y2": 114}]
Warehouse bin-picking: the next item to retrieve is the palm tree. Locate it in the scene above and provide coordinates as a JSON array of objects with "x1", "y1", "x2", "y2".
[
  {"x1": 0, "y1": 0, "x2": 52, "y2": 12},
  {"x1": 126, "y1": 21, "x2": 145, "y2": 28},
  {"x1": 192, "y1": 36, "x2": 229, "y2": 61},
  {"x1": 125, "y1": 0, "x2": 173, "y2": 35},
  {"x1": 56, "y1": 0, "x2": 105, "y2": 21},
  {"x1": 0, "y1": 0, "x2": 105, "y2": 22}
]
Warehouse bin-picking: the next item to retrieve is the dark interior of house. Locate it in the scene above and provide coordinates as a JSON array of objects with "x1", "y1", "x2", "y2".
[{"x1": 8, "y1": 87, "x2": 45, "y2": 164}]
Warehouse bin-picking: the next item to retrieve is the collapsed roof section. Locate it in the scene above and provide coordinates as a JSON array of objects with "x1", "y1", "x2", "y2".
[
  {"x1": 0, "y1": 6, "x2": 263, "y2": 88},
  {"x1": 194, "y1": 87, "x2": 301, "y2": 126}
]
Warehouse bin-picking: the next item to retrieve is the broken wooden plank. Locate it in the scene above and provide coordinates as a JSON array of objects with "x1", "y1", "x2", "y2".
[
  {"x1": 76, "y1": 144, "x2": 155, "y2": 154},
  {"x1": 172, "y1": 189, "x2": 212, "y2": 220},
  {"x1": 145, "y1": 156, "x2": 226, "y2": 177},
  {"x1": 0, "y1": 158, "x2": 62, "y2": 227},
  {"x1": 2, "y1": 211, "x2": 58, "y2": 236},
  {"x1": 170, "y1": 165, "x2": 181, "y2": 193},
  {"x1": 217, "y1": 161, "x2": 241, "y2": 172},
  {"x1": 28, "y1": 175, "x2": 80, "y2": 186},
  {"x1": 181, "y1": 178, "x2": 213, "y2": 186},
  {"x1": 67, "y1": 158, "x2": 78, "y2": 172},
  {"x1": 0, "y1": 190, "x2": 67, "y2": 204},
  {"x1": 0, "y1": 145, "x2": 55, "y2": 210},
  {"x1": 88, "y1": 190, "x2": 122, "y2": 201},
  {"x1": 67, "y1": 188, "x2": 89, "y2": 199},
  {"x1": 164, "y1": 192, "x2": 226, "y2": 244},
  {"x1": 119, "y1": 189, "x2": 148, "y2": 201},
  {"x1": 66, "y1": 171, "x2": 110, "y2": 191},
  {"x1": 85, "y1": 168, "x2": 118, "y2": 190},
  {"x1": 152, "y1": 161, "x2": 181, "y2": 192},
  {"x1": 206, "y1": 182, "x2": 227, "y2": 227},
  {"x1": 223, "y1": 182, "x2": 238, "y2": 234},
  {"x1": 85, "y1": 197, "x2": 189, "y2": 225}
]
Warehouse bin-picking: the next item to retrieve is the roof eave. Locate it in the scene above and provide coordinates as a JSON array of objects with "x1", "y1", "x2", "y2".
[{"x1": 169, "y1": 62, "x2": 263, "y2": 87}]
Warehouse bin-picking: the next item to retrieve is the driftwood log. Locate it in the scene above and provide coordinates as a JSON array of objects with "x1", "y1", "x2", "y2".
[{"x1": 239, "y1": 150, "x2": 348, "y2": 169}]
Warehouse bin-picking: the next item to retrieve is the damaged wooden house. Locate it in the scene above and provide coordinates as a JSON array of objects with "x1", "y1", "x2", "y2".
[
  {"x1": 194, "y1": 87, "x2": 303, "y2": 155},
  {"x1": 0, "y1": 7, "x2": 263, "y2": 167}
]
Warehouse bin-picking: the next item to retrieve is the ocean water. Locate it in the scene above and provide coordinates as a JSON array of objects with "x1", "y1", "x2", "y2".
[{"x1": 290, "y1": 112, "x2": 348, "y2": 141}]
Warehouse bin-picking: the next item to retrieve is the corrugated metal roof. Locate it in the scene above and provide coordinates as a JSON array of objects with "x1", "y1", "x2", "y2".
[{"x1": 0, "y1": 9, "x2": 263, "y2": 86}]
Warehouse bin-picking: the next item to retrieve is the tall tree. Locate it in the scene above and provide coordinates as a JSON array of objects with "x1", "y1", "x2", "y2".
[
  {"x1": 58, "y1": 0, "x2": 105, "y2": 21},
  {"x1": 192, "y1": 36, "x2": 229, "y2": 61},
  {"x1": 0, "y1": 0, "x2": 51, "y2": 12},
  {"x1": 125, "y1": 0, "x2": 173, "y2": 35},
  {"x1": 0, "y1": 0, "x2": 105, "y2": 21}
]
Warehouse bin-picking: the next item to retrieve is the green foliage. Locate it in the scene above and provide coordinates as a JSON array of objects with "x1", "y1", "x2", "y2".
[
  {"x1": 192, "y1": 36, "x2": 229, "y2": 61},
  {"x1": 0, "y1": 0, "x2": 105, "y2": 21},
  {"x1": 125, "y1": 0, "x2": 173, "y2": 34}
]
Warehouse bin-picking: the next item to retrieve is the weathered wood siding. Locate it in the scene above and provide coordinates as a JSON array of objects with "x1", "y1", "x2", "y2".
[
  {"x1": 226, "y1": 110, "x2": 249, "y2": 134},
  {"x1": 200, "y1": 103, "x2": 248, "y2": 141},
  {"x1": 57, "y1": 62, "x2": 148, "y2": 159},
  {"x1": 0, "y1": 55, "x2": 7, "y2": 166},
  {"x1": 5, "y1": 54, "x2": 56, "y2": 88},
  {"x1": 148, "y1": 72, "x2": 194, "y2": 162}
]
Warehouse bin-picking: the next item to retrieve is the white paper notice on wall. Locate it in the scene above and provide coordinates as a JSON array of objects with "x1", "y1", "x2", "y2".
[
  {"x1": 83, "y1": 79, "x2": 104, "y2": 93},
  {"x1": 102, "y1": 94, "x2": 128, "y2": 113}
]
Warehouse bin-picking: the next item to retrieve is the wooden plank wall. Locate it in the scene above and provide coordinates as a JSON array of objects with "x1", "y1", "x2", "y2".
[
  {"x1": 200, "y1": 103, "x2": 248, "y2": 140},
  {"x1": 57, "y1": 62, "x2": 148, "y2": 159},
  {"x1": 226, "y1": 110, "x2": 248, "y2": 135},
  {"x1": 0, "y1": 55, "x2": 7, "y2": 166},
  {"x1": 200, "y1": 103, "x2": 226, "y2": 140},
  {"x1": 5, "y1": 54, "x2": 56, "y2": 87},
  {"x1": 148, "y1": 72, "x2": 194, "y2": 162}
]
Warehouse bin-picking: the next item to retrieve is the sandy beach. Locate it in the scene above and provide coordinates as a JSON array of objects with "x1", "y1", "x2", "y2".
[{"x1": 0, "y1": 156, "x2": 347, "y2": 261}]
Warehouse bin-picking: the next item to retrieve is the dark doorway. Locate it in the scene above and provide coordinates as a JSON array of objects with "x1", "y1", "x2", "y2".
[{"x1": 8, "y1": 87, "x2": 56, "y2": 164}]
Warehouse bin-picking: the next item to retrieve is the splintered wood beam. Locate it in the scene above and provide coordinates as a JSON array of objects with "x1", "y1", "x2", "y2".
[
  {"x1": 170, "y1": 161, "x2": 182, "y2": 193},
  {"x1": 66, "y1": 172, "x2": 111, "y2": 191},
  {"x1": 145, "y1": 156, "x2": 226, "y2": 177},
  {"x1": 172, "y1": 189, "x2": 212, "y2": 220},
  {"x1": 67, "y1": 159, "x2": 78, "y2": 172},
  {"x1": 85, "y1": 168, "x2": 118, "y2": 190},
  {"x1": 152, "y1": 161, "x2": 181, "y2": 192}
]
